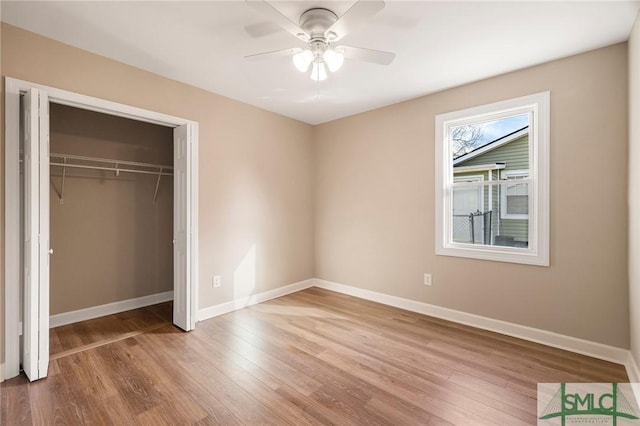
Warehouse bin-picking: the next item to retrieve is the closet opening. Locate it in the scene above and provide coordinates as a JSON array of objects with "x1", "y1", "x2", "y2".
[
  {"x1": 5, "y1": 77, "x2": 199, "y2": 382},
  {"x1": 46, "y1": 104, "x2": 175, "y2": 359}
]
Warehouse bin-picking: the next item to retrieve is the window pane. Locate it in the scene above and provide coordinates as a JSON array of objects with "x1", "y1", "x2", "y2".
[
  {"x1": 506, "y1": 182, "x2": 528, "y2": 215},
  {"x1": 451, "y1": 113, "x2": 530, "y2": 239},
  {"x1": 506, "y1": 195, "x2": 528, "y2": 214},
  {"x1": 452, "y1": 184, "x2": 483, "y2": 243},
  {"x1": 450, "y1": 182, "x2": 529, "y2": 248},
  {"x1": 450, "y1": 114, "x2": 529, "y2": 161}
]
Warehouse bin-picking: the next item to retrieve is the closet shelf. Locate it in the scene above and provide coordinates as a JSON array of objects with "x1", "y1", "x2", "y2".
[
  {"x1": 50, "y1": 153, "x2": 173, "y2": 204},
  {"x1": 50, "y1": 153, "x2": 173, "y2": 175}
]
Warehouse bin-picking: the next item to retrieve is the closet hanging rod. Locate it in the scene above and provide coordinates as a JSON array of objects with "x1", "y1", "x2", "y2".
[
  {"x1": 50, "y1": 153, "x2": 173, "y2": 171},
  {"x1": 50, "y1": 162, "x2": 173, "y2": 177}
]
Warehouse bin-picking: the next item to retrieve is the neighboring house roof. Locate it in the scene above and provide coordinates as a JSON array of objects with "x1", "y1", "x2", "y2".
[{"x1": 453, "y1": 126, "x2": 529, "y2": 166}]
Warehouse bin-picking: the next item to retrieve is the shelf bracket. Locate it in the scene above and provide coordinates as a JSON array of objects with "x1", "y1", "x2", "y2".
[
  {"x1": 51, "y1": 157, "x2": 67, "y2": 204},
  {"x1": 60, "y1": 157, "x2": 66, "y2": 204},
  {"x1": 153, "y1": 168, "x2": 163, "y2": 203}
]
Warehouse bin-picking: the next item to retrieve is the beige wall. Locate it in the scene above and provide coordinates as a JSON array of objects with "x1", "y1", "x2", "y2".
[
  {"x1": 629, "y1": 12, "x2": 640, "y2": 363},
  {"x1": 314, "y1": 43, "x2": 629, "y2": 348},
  {"x1": 1, "y1": 22, "x2": 633, "y2": 373},
  {"x1": 49, "y1": 104, "x2": 174, "y2": 315},
  {"x1": 0, "y1": 21, "x2": 4, "y2": 373},
  {"x1": 1, "y1": 23, "x2": 316, "y2": 364}
]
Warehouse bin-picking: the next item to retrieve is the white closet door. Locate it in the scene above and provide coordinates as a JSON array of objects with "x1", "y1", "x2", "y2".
[
  {"x1": 22, "y1": 88, "x2": 39, "y2": 381},
  {"x1": 22, "y1": 88, "x2": 50, "y2": 381},
  {"x1": 38, "y1": 90, "x2": 50, "y2": 378},
  {"x1": 173, "y1": 124, "x2": 192, "y2": 331}
]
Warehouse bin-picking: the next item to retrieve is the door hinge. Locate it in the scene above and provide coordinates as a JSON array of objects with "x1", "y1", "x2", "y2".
[{"x1": 18, "y1": 321, "x2": 23, "y2": 336}]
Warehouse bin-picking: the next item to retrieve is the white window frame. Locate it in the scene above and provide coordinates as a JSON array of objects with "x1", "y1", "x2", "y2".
[
  {"x1": 435, "y1": 92, "x2": 550, "y2": 266},
  {"x1": 500, "y1": 169, "x2": 529, "y2": 220}
]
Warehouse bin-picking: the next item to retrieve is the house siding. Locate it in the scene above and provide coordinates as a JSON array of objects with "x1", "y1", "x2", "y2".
[{"x1": 460, "y1": 134, "x2": 529, "y2": 169}]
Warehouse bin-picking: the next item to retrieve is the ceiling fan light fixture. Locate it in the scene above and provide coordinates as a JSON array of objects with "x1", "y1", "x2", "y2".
[
  {"x1": 293, "y1": 49, "x2": 314, "y2": 72},
  {"x1": 323, "y1": 49, "x2": 344, "y2": 72},
  {"x1": 311, "y1": 61, "x2": 328, "y2": 81},
  {"x1": 246, "y1": 1, "x2": 394, "y2": 85}
]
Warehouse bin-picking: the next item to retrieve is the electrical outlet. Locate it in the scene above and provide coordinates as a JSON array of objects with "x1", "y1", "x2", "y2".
[
  {"x1": 424, "y1": 273, "x2": 432, "y2": 286},
  {"x1": 213, "y1": 275, "x2": 221, "y2": 288}
]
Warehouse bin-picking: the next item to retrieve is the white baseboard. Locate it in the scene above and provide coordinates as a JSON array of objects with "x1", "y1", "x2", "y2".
[
  {"x1": 0, "y1": 363, "x2": 4, "y2": 383},
  {"x1": 627, "y1": 353, "x2": 640, "y2": 407},
  {"x1": 628, "y1": 353, "x2": 640, "y2": 383},
  {"x1": 314, "y1": 279, "x2": 630, "y2": 366},
  {"x1": 50, "y1": 291, "x2": 174, "y2": 328},
  {"x1": 198, "y1": 279, "x2": 315, "y2": 322}
]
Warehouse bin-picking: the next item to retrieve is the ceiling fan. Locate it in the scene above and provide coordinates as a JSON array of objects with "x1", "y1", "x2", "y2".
[{"x1": 245, "y1": 0, "x2": 396, "y2": 81}]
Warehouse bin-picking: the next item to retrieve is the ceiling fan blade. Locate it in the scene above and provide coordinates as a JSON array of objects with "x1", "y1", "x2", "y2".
[
  {"x1": 244, "y1": 22, "x2": 282, "y2": 39},
  {"x1": 325, "y1": 0, "x2": 385, "y2": 42},
  {"x1": 246, "y1": 0, "x2": 309, "y2": 42},
  {"x1": 245, "y1": 47, "x2": 303, "y2": 61},
  {"x1": 337, "y1": 45, "x2": 395, "y2": 65}
]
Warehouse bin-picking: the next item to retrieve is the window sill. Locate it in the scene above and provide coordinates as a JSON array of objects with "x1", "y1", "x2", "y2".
[{"x1": 436, "y1": 243, "x2": 549, "y2": 267}]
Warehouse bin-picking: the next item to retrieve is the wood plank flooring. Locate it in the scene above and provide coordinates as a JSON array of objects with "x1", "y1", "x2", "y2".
[
  {"x1": 49, "y1": 302, "x2": 171, "y2": 360},
  {"x1": 1, "y1": 288, "x2": 629, "y2": 425}
]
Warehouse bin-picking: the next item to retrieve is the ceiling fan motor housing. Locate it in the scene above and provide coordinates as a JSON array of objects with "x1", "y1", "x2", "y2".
[{"x1": 300, "y1": 8, "x2": 338, "y2": 41}]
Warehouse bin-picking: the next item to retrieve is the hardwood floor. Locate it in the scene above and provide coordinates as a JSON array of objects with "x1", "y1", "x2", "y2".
[
  {"x1": 1, "y1": 288, "x2": 628, "y2": 425},
  {"x1": 49, "y1": 302, "x2": 172, "y2": 360}
]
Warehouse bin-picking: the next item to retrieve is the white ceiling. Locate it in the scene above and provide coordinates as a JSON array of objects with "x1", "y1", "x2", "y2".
[{"x1": 2, "y1": 1, "x2": 639, "y2": 125}]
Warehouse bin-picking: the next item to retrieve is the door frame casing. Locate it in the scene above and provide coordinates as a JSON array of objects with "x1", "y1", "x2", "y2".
[{"x1": 4, "y1": 77, "x2": 199, "y2": 380}]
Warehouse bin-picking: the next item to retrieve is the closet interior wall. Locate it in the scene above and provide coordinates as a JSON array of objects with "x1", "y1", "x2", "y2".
[{"x1": 49, "y1": 104, "x2": 174, "y2": 316}]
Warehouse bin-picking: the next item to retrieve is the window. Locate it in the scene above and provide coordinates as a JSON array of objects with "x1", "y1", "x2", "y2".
[
  {"x1": 435, "y1": 92, "x2": 549, "y2": 266},
  {"x1": 501, "y1": 170, "x2": 529, "y2": 220}
]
